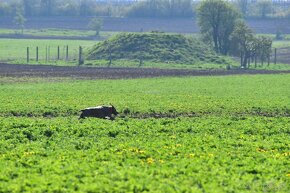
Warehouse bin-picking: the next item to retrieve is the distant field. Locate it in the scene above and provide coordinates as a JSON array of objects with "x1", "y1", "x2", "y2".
[
  {"x1": 0, "y1": 38, "x2": 96, "y2": 63},
  {"x1": 0, "y1": 38, "x2": 289, "y2": 70},
  {"x1": 0, "y1": 28, "x2": 94, "y2": 37},
  {"x1": 0, "y1": 29, "x2": 290, "y2": 70},
  {"x1": 0, "y1": 28, "x2": 117, "y2": 40},
  {"x1": 0, "y1": 74, "x2": 289, "y2": 192},
  {"x1": 273, "y1": 40, "x2": 290, "y2": 48}
]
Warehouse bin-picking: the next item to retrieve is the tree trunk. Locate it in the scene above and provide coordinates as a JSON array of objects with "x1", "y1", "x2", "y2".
[
  {"x1": 242, "y1": 52, "x2": 248, "y2": 68},
  {"x1": 213, "y1": 28, "x2": 219, "y2": 53},
  {"x1": 255, "y1": 55, "x2": 257, "y2": 68}
]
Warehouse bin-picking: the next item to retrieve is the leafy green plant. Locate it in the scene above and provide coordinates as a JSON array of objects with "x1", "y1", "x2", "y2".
[{"x1": 0, "y1": 75, "x2": 289, "y2": 192}]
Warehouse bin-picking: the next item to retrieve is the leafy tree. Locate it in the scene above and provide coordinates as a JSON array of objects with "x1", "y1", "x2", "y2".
[
  {"x1": 88, "y1": 17, "x2": 103, "y2": 37},
  {"x1": 22, "y1": 0, "x2": 32, "y2": 16},
  {"x1": 231, "y1": 20, "x2": 255, "y2": 68},
  {"x1": 40, "y1": 0, "x2": 54, "y2": 16},
  {"x1": 79, "y1": 0, "x2": 96, "y2": 16},
  {"x1": 22, "y1": 0, "x2": 40, "y2": 16},
  {"x1": 126, "y1": 0, "x2": 160, "y2": 17},
  {"x1": 231, "y1": 20, "x2": 272, "y2": 68},
  {"x1": 197, "y1": 0, "x2": 241, "y2": 55},
  {"x1": 126, "y1": 0, "x2": 194, "y2": 18},
  {"x1": 13, "y1": 8, "x2": 26, "y2": 34},
  {"x1": 56, "y1": 0, "x2": 78, "y2": 16},
  {"x1": 237, "y1": 0, "x2": 248, "y2": 17},
  {"x1": 255, "y1": 36, "x2": 272, "y2": 65},
  {"x1": 0, "y1": 2, "x2": 10, "y2": 16},
  {"x1": 257, "y1": 0, "x2": 272, "y2": 18},
  {"x1": 164, "y1": 0, "x2": 194, "y2": 17}
]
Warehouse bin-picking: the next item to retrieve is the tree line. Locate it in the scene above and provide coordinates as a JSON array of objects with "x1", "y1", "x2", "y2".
[
  {"x1": 0, "y1": 0, "x2": 130, "y2": 17},
  {"x1": 0, "y1": 0, "x2": 290, "y2": 18}
]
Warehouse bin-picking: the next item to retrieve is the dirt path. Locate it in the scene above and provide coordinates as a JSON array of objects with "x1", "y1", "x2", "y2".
[{"x1": 0, "y1": 63, "x2": 289, "y2": 79}]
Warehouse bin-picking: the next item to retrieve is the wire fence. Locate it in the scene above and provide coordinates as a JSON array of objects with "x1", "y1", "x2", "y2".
[
  {"x1": 272, "y1": 47, "x2": 290, "y2": 64},
  {"x1": 1, "y1": 45, "x2": 289, "y2": 67},
  {"x1": 24, "y1": 45, "x2": 84, "y2": 64}
]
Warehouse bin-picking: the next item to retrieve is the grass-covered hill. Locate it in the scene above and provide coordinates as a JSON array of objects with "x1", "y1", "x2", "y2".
[{"x1": 86, "y1": 33, "x2": 227, "y2": 64}]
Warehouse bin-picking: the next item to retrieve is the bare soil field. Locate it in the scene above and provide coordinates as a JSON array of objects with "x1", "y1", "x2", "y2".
[
  {"x1": 0, "y1": 63, "x2": 289, "y2": 79},
  {"x1": 1, "y1": 17, "x2": 290, "y2": 34}
]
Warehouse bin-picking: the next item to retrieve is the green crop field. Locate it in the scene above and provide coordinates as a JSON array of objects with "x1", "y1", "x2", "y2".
[{"x1": 0, "y1": 74, "x2": 289, "y2": 192}]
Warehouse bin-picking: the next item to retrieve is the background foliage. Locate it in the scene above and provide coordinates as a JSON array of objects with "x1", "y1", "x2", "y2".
[{"x1": 0, "y1": 0, "x2": 290, "y2": 18}]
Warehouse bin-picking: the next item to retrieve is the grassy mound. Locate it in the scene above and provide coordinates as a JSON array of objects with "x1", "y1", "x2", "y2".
[{"x1": 86, "y1": 33, "x2": 226, "y2": 64}]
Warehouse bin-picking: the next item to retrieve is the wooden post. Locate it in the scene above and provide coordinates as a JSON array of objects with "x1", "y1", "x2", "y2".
[
  {"x1": 267, "y1": 55, "x2": 270, "y2": 66},
  {"x1": 274, "y1": 48, "x2": 277, "y2": 64},
  {"x1": 45, "y1": 46, "x2": 48, "y2": 62},
  {"x1": 66, "y1": 45, "x2": 69, "y2": 61},
  {"x1": 48, "y1": 46, "x2": 50, "y2": 61},
  {"x1": 36, "y1": 46, "x2": 39, "y2": 62},
  {"x1": 139, "y1": 57, "x2": 143, "y2": 67},
  {"x1": 27, "y1": 47, "x2": 29, "y2": 63},
  {"x1": 57, "y1": 46, "x2": 60, "y2": 60},
  {"x1": 78, "y1": 46, "x2": 83, "y2": 65}
]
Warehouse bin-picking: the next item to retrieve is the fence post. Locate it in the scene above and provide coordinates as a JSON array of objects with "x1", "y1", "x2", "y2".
[
  {"x1": 45, "y1": 46, "x2": 48, "y2": 62},
  {"x1": 48, "y1": 46, "x2": 50, "y2": 61},
  {"x1": 27, "y1": 47, "x2": 29, "y2": 64},
  {"x1": 57, "y1": 46, "x2": 60, "y2": 60},
  {"x1": 66, "y1": 45, "x2": 69, "y2": 61},
  {"x1": 274, "y1": 48, "x2": 277, "y2": 64},
  {"x1": 36, "y1": 46, "x2": 39, "y2": 62},
  {"x1": 78, "y1": 46, "x2": 83, "y2": 65}
]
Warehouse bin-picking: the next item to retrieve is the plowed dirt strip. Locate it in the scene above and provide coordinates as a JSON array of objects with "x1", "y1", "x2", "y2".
[{"x1": 0, "y1": 63, "x2": 289, "y2": 79}]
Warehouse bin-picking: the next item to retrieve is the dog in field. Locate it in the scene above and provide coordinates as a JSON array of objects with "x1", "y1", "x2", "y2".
[{"x1": 79, "y1": 105, "x2": 118, "y2": 120}]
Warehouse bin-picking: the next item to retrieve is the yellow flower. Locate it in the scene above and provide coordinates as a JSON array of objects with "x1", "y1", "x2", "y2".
[
  {"x1": 282, "y1": 152, "x2": 290, "y2": 156},
  {"x1": 159, "y1": 160, "x2": 165, "y2": 164},
  {"x1": 286, "y1": 174, "x2": 290, "y2": 177},
  {"x1": 147, "y1": 157, "x2": 154, "y2": 164},
  {"x1": 189, "y1": 153, "x2": 195, "y2": 158},
  {"x1": 24, "y1": 151, "x2": 36, "y2": 156},
  {"x1": 176, "y1": 144, "x2": 182, "y2": 147},
  {"x1": 257, "y1": 148, "x2": 266, "y2": 153},
  {"x1": 139, "y1": 150, "x2": 145, "y2": 154}
]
